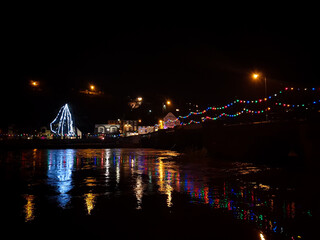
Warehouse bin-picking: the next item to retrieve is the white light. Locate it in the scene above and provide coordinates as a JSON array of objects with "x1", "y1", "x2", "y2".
[{"x1": 50, "y1": 104, "x2": 76, "y2": 137}]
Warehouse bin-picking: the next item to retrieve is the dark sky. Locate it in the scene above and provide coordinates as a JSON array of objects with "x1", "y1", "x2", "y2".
[{"x1": 2, "y1": 9, "x2": 319, "y2": 131}]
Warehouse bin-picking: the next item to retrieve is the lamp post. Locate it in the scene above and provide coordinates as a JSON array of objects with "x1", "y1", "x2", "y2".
[
  {"x1": 252, "y1": 73, "x2": 268, "y2": 122},
  {"x1": 162, "y1": 100, "x2": 171, "y2": 112}
]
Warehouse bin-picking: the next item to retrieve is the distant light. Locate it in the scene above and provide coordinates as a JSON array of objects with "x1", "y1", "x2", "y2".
[
  {"x1": 260, "y1": 233, "x2": 266, "y2": 240},
  {"x1": 166, "y1": 101, "x2": 171, "y2": 105},
  {"x1": 30, "y1": 80, "x2": 39, "y2": 87},
  {"x1": 90, "y1": 85, "x2": 95, "y2": 91},
  {"x1": 252, "y1": 73, "x2": 259, "y2": 79},
  {"x1": 137, "y1": 97, "x2": 143, "y2": 101},
  {"x1": 176, "y1": 108, "x2": 180, "y2": 112}
]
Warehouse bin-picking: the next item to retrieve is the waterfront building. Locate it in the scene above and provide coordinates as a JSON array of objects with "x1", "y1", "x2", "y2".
[
  {"x1": 94, "y1": 123, "x2": 120, "y2": 134},
  {"x1": 138, "y1": 126, "x2": 156, "y2": 135},
  {"x1": 163, "y1": 112, "x2": 180, "y2": 129},
  {"x1": 40, "y1": 126, "x2": 53, "y2": 139},
  {"x1": 95, "y1": 119, "x2": 138, "y2": 136}
]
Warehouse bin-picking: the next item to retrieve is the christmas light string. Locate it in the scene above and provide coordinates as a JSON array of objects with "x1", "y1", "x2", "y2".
[
  {"x1": 178, "y1": 87, "x2": 320, "y2": 120},
  {"x1": 178, "y1": 87, "x2": 320, "y2": 125},
  {"x1": 181, "y1": 100, "x2": 320, "y2": 125},
  {"x1": 180, "y1": 100, "x2": 320, "y2": 125},
  {"x1": 50, "y1": 104, "x2": 76, "y2": 137}
]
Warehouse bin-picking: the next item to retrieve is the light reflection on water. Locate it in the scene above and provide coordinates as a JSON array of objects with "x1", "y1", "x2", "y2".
[
  {"x1": 24, "y1": 194, "x2": 35, "y2": 222},
  {"x1": 47, "y1": 149, "x2": 74, "y2": 208},
  {"x1": 0, "y1": 148, "x2": 315, "y2": 239}
]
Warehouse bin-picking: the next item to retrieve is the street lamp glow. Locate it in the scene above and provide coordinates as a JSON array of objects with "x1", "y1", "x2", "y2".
[
  {"x1": 137, "y1": 97, "x2": 143, "y2": 101},
  {"x1": 166, "y1": 100, "x2": 171, "y2": 105},
  {"x1": 30, "y1": 80, "x2": 39, "y2": 87},
  {"x1": 90, "y1": 85, "x2": 95, "y2": 91},
  {"x1": 252, "y1": 73, "x2": 259, "y2": 80}
]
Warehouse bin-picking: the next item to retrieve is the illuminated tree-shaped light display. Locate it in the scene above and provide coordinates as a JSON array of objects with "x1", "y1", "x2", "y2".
[{"x1": 50, "y1": 104, "x2": 76, "y2": 137}]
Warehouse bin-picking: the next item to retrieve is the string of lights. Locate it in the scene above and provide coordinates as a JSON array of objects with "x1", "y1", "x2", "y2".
[
  {"x1": 50, "y1": 104, "x2": 76, "y2": 137},
  {"x1": 180, "y1": 99, "x2": 320, "y2": 125},
  {"x1": 178, "y1": 87, "x2": 320, "y2": 120}
]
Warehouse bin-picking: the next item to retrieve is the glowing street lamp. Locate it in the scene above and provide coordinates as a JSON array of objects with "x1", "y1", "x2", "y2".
[
  {"x1": 252, "y1": 73, "x2": 268, "y2": 121},
  {"x1": 90, "y1": 84, "x2": 95, "y2": 91},
  {"x1": 252, "y1": 74, "x2": 259, "y2": 80},
  {"x1": 162, "y1": 99, "x2": 172, "y2": 112},
  {"x1": 30, "y1": 80, "x2": 39, "y2": 87}
]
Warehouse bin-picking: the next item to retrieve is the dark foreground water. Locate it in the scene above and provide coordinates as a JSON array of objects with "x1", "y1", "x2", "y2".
[{"x1": 0, "y1": 148, "x2": 317, "y2": 239}]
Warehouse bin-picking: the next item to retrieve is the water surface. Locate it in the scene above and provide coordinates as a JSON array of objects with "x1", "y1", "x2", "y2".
[{"x1": 0, "y1": 148, "x2": 316, "y2": 239}]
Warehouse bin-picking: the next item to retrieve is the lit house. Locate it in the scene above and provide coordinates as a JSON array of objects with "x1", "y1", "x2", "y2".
[
  {"x1": 138, "y1": 126, "x2": 156, "y2": 135},
  {"x1": 95, "y1": 120, "x2": 138, "y2": 136},
  {"x1": 121, "y1": 120, "x2": 138, "y2": 136},
  {"x1": 163, "y1": 112, "x2": 180, "y2": 129},
  {"x1": 94, "y1": 123, "x2": 120, "y2": 135}
]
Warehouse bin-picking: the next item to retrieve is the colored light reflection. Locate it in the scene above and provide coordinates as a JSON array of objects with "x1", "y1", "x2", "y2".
[
  {"x1": 135, "y1": 175, "x2": 144, "y2": 209},
  {"x1": 84, "y1": 193, "x2": 96, "y2": 215},
  {"x1": 47, "y1": 149, "x2": 74, "y2": 208},
  {"x1": 39, "y1": 149, "x2": 301, "y2": 238},
  {"x1": 1, "y1": 148, "x2": 311, "y2": 240},
  {"x1": 24, "y1": 194, "x2": 35, "y2": 222}
]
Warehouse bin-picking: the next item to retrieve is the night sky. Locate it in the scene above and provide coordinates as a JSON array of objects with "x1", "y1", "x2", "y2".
[{"x1": 2, "y1": 9, "x2": 319, "y2": 132}]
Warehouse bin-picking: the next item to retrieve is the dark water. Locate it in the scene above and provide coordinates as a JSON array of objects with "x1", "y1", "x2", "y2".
[{"x1": 0, "y1": 148, "x2": 317, "y2": 239}]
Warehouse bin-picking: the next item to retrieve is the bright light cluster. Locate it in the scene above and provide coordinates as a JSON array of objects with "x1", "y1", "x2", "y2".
[{"x1": 50, "y1": 104, "x2": 75, "y2": 137}]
